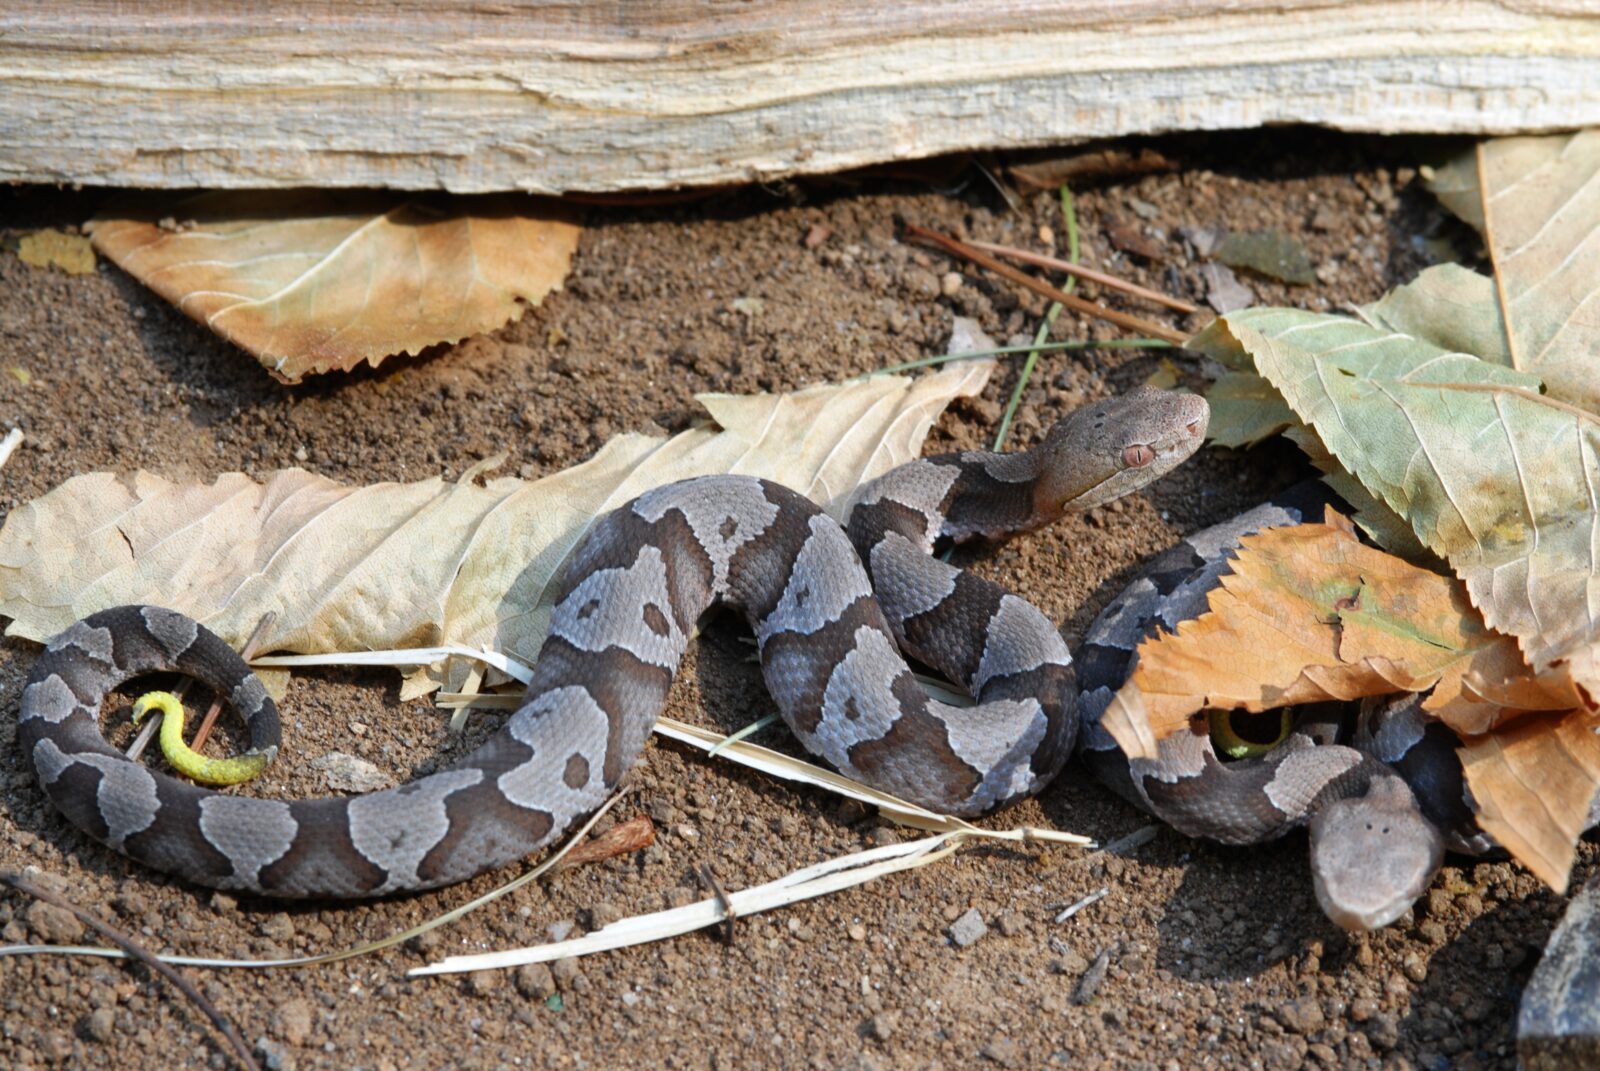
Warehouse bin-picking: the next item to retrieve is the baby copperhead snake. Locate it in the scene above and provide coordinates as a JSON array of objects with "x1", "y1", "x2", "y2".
[{"x1": 25, "y1": 384, "x2": 1573, "y2": 928}]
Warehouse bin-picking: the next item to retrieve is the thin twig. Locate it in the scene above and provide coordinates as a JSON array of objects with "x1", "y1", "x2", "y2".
[
  {"x1": 903, "y1": 224, "x2": 1188, "y2": 345},
  {"x1": 696, "y1": 864, "x2": 738, "y2": 944},
  {"x1": 550, "y1": 816, "x2": 656, "y2": 873},
  {"x1": 965, "y1": 240, "x2": 1199, "y2": 315},
  {"x1": 1053, "y1": 886, "x2": 1110, "y2": 923},
  {"x1": 0, "y1": 870, "x2": 261, "y2": 1071},
  {"x1": 190, "y1": 612, "x2": 278, "y2": 754}
]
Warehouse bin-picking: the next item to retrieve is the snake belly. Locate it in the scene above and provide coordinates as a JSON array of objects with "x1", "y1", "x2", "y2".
[{"x1": 19, "y1": 387, "x2": 1208, "y2": 899}]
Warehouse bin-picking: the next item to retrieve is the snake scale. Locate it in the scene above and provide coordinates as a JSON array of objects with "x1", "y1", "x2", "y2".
[{"x1": 20, "y1": 385, "x2": 1585, "y2": 929}]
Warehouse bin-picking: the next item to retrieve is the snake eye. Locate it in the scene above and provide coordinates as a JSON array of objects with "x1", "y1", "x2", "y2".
[
  {"x1": 1122, "y1": 443, "x2": 1155, "y2": 468},
  {"x1": 1210, "y1": 708, "x2": 1295, "y2": 760}
]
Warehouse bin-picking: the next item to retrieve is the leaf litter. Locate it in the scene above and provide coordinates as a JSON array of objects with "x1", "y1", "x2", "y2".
[
  {"x1": 1171, "y1": 131, "x2": 1600, "y2": 890},
  {"x1": 85, "y1": 191, "x2": 581, "y2": 383}
]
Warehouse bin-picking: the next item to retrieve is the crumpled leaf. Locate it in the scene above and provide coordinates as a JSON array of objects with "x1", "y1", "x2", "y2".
[
  {"x1": 1210, "y1": 306, "x2": 1600, "y2": 683},
  {"x1": 0, "y1": 362, "x2": 991, "y2": 695},
  {"x1": 1359, "y1": 263, "x2": 1510, "y2": 366},
  {"x1": 15, "y1": 229, "x2": 96, "y2": 275},
  {"x1": 1459, "y1": 706, "x2": 1600, "y2": 892},
  {"x1": 1100, "y1": 514, "x2": 1581, "y2": 760},
  {"x1": 1427, "y1": 132, "x2": 1600, "y2": 408},
  {"x1": 1100, "y1": 514, "x2": 1595, "y2": 890},
  {"x1": 84, "y1": 192, "x2": 580, "y2": 383},
  {"x1": 1281, "y1": 425, "x2": 1432, "y2": 563}
]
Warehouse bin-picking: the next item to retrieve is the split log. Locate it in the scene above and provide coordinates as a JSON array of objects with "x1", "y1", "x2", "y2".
[{"x1": 4, "y1": 1, "x2": 1599, "y2": 194}]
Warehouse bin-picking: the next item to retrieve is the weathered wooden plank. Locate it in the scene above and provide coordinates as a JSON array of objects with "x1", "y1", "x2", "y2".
[{"x1": 4, "y1": 1, "x2": 1600, "y2": 193}]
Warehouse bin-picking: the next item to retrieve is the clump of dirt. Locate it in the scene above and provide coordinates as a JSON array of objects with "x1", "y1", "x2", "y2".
[{"x1": 0, "y1": 129, "x2": 1584, "y2": 1071}]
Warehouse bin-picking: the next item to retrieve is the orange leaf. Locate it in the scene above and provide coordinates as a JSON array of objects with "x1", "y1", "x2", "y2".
[
  {"x1": 85, "y1": 192, "x2": 580, "y2": 383},
  {"x1": 1102, "y1": 514, "x2": 1581, "y2": 760},
  {"x1": 1459, "y1": 707, "x2": 1600, "y2": 892}
]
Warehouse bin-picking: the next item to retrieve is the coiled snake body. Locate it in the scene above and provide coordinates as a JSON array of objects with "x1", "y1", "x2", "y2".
[
  {"x1": 26, "y1": 386, "x2": 1577, "y2": 928},
  {"x1": 20, "y1": 387, "x2": 1204, "y2": 899}
]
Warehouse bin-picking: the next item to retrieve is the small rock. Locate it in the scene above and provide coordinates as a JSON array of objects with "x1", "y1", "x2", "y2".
[
  {"x1": 209, "y1": 892, "x2": 237, "y2": 914},
  {"x1": 1105, "y1": 216, "x2": 1165, "y2": 260},
  {"x1": 1049, "y1": 948, "x2": 1089, "y2": 976},
  {"x1": 980, "y1": 1036, "x2": 1023, "y2": 1067},
  {"x1": 514, "y1": 963, "x2": 555, "y2": 1000},
  {"x1": 587, "y1": 902, "x2": 624, "y2": 929},
  {"x1": 803, "y1": 224, "x2": 833, "y2": 249},
  {"x1": 946, "y1": 316, "x2": 996, "y2": 357},
  {"x1": 255, "y1": 1037, "x2": 295, "y2": 1071},
  {"x1": 1278, "y1": 997, "x2": 1327, "y2": 1035},
  {"x1": 995, "y1": 910, "x2": 1025, "y2": 937},
  {"x1": 1367, "y1": 1012, "x2": 1401, "y2": 1050},
  {"x1": 551, "y1": 956, "x2": 583, "y2": 986},
  {"x1": 1519, "y1": 872, "x2": 1600, "y2": 1071},
  {"x1": 940, "y1": 272, "x2": 965, "y2": 298},
  {"x1": 1310, "y1": 204, "x2": 1341, "y2": 233},
  {"x1": 1179, "y1": 224, "x2": 1226, "y2": 258},
  {"x1": 274, "y1": 998, "x2": 313, "y2": 1046},
  {"x1": 81, "y1": 1008, "x2": 115, "y2": 1043},
  {"x1": 1072, "y1": 947, "x2": 1113, "y2": 1005},
  {"x1": 1215, "y1": 228, "x2": 1316, "y2": 285},
  {"x1": 865, "y1": 1011, "x2": 899, "y2": 1042},
  {"x1": 309, "y1": 751, "x2": 390, "y2": 793},
  {"x1": 1401, "y1": 951, "x2": 1429, "y2": 983},
  {"x1": 547, "y1": 920, "x2": 575, "y2": 942},
  {"x1": 948, "y1": 908, "x2": 988, "y2": 948},
  {"x1": 259, "y1": 913, "x2": 295, "y2": 943},
  {"x1": 25, "y1": 901, "x2": 84, "y2": 944},
  {"x1": 1200, "y1": 262, "x2": 1254, "y2": 314},
  {"x1": 1128, "y1": 197, "x2": 1160, "y2": 221},
  {"x1": 847, "y1": 924, "x2": 867, "y2": 942},
  {"x1": 462, "y1": 970, "x2": 504, "y2": 996},
  {"x1": 348, "y1": 721, "x2": 368, "y2": 736}
]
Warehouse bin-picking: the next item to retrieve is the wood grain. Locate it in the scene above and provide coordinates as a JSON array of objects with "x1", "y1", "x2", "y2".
[{"x1": 4, "y1": 1, "x2": 1600, "y2": 193}]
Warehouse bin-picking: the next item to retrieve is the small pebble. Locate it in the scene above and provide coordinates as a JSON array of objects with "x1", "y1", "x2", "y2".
[
  {"x1": 515, "y1": 963, "x2": 555, "y2": 1000},
  {"x1": 259, "y1": 913, "x2": 295, "y2": 943},
  {"x1": 980, "y1": 1036, "x2": 1022, "y2": 1067},
  {"x1": 949, "y1": 908, "x2": 988, "y2": 948},
  {"x1": 25, "y1": 901, "x2": 85, "y2": 943},
  {"x1": 274, "y1": 998, "x2": 313, "y2": 1046},
  {"x1": 255, "y1": 1037, "x2": 294, "y2": 1071},
  {"x1": 865, "y1": 1011, "x2": 898, "y2": 1042},
  {"x1": 940, "y1": 272, "x2": 965, "y2": 298},
  {"x1": 1073, "y1": 947, "x2": 1113, "y2": 1005},
  {"x1": 82, "y1": 1007, "x2": 115, "y2": 1043},
  {"x1": 1277, "y1": 997, "x2": 1326, "y2": 1035}
]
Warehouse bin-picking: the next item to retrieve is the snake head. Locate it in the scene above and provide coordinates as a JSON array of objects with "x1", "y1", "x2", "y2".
[
  {"x1": 1038, "y1": 386, "x2": 1209, "y2": 514},
  {"x1": 1308, "y1": 775, "x2": 1445, "y2": 932}
]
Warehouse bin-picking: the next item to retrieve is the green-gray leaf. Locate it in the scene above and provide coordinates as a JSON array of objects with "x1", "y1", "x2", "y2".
[{"x1": 1219, "y1": 306, "x2": 1600, "y2": 673}]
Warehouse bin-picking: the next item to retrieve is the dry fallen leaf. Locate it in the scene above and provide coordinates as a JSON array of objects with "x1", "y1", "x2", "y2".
[
  {"x1": 1428, "y1": 131, "x2": 1600, "y2": 408},
  {"x1": 15, "y1": 229, "x2": 96, "y2": 275},
  {"x1": 84, "y1": 192, "x2": 580, "y2": 383},
  {"x1": 0, "y1": 362, "x2": 991, "y2": 696},
  {"x1": 1099, "y1": 514, "x2": 1596, "y2": 889},
  {"x1": 1209, "y1": 306, "x2": 1600, "y2": 687},
  {"x1": 1100, "y1": 515, "x2": 1580, "y2": 758},
  {"x1": 1459, "y1": 706, "x2": 1600, "y2": 892}
]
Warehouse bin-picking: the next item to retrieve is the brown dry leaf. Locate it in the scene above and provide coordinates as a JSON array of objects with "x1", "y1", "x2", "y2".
[
  {"x1": 1427, "y1": 132, "x2": 1600, "y2": 409},
  {"x1": 0, "y1": 362, "x2": 991, "y2": 694},
  {"x1": 84, "y1": 192, "x2": 580, "y2": 383},
  {"x1": 1101, "y1": 515, "x2": 1580, "y2": 759},
  {"x1": 15, "y1": 229, "x2": 96, "y2": 275},
  {"x1": 1459, "y1": 706, "x2": 1600, "y2": 892}
]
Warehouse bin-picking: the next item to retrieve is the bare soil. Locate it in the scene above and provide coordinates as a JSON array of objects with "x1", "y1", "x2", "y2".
[{"x1": 1, "y1": 129, "x2": 1591, "y2": 1071}]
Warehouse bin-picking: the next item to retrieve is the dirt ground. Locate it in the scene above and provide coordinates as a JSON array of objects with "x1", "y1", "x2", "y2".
[{"x1": 1, "y1": 128, "x2": 1593, "y2": 1071}]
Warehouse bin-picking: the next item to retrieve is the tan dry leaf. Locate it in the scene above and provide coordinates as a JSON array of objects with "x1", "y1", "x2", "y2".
[
  {"x1": 1459, "y1": 706, "x2": 1600, "y2": 893},
  {"x1": 1101, "y1": 516, "x2": 1580, "y2": 759},
  {"x1": 1427, "y1": 132, "x2": 1600, "y2": 408},
  {"x1": 15, "y1": 229, "x2": 96, "y2": 275},
  {"x1": 0, "y1": 363, "x2": 991, "y2": 689},
  {"x1": 84, "y1": 192, "x2": 580, "y2": 383}
]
